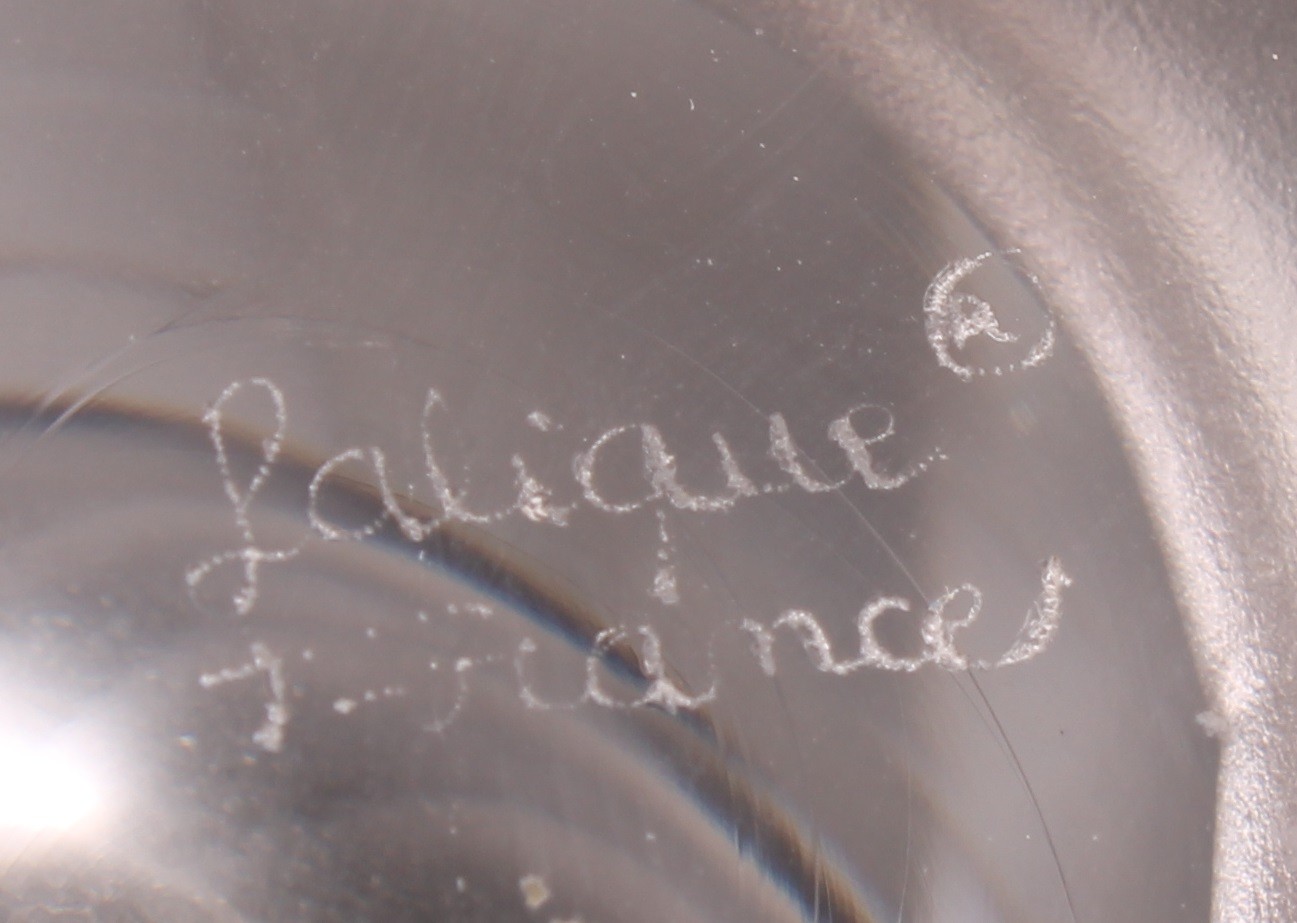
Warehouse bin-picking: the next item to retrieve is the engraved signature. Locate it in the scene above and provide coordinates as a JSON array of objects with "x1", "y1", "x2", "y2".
[
  {"x1": 187, "y1": 380, "x2": 946, "y2": 616},
  {"x1": 191, "y1": 252, "x2": 1068, "y2": 750}
]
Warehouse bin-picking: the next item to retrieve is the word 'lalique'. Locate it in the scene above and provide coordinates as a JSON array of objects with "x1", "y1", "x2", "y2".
[{"x1": 186, "y1": 377, "x2": 946, "y2": 616}]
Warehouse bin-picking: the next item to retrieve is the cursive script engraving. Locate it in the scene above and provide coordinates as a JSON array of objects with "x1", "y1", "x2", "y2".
[
  {"x1": 187, "y1": 253, "x2": 1075, "y2": 749},
  {"x1": 199, "y1": 641, "x2": 289, "y2": 753},
  {"x1": 203, "y1": 556, "x2": 1071, "y2": 749},
  {"x1": 651, "y1": 507, "x2": 680, "y2": 606},
  {"x1": 740, "y1": 557, "x2": 1070, "y2": 676},
  {"x1": 189, "y1": 379, "x2": 945, "y2": 616},
  {"x1": 185, "y1": 379, "x2": 303, "y2": 615}
]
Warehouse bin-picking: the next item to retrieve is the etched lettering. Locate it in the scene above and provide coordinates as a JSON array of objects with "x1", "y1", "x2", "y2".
[
  {"x1": 925, "y1": 250, "x2": 1057, "y2": 380},
  {"x1": 185, "y1": 252, "x2": 1075, "y2": 746},
  {"x1": 186, "y1": 379, "x2": 302, "y2": 616}
]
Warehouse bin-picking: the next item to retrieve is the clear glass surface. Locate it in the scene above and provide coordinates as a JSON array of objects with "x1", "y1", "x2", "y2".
[{"x1": 0, "y1": 3, "x2": 1223, "y2": 920}]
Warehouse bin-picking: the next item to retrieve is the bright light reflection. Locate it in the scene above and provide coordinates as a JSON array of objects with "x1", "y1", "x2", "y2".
[{"x1": 0, "y1": 733, "x2": 104, "y2": 832}]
